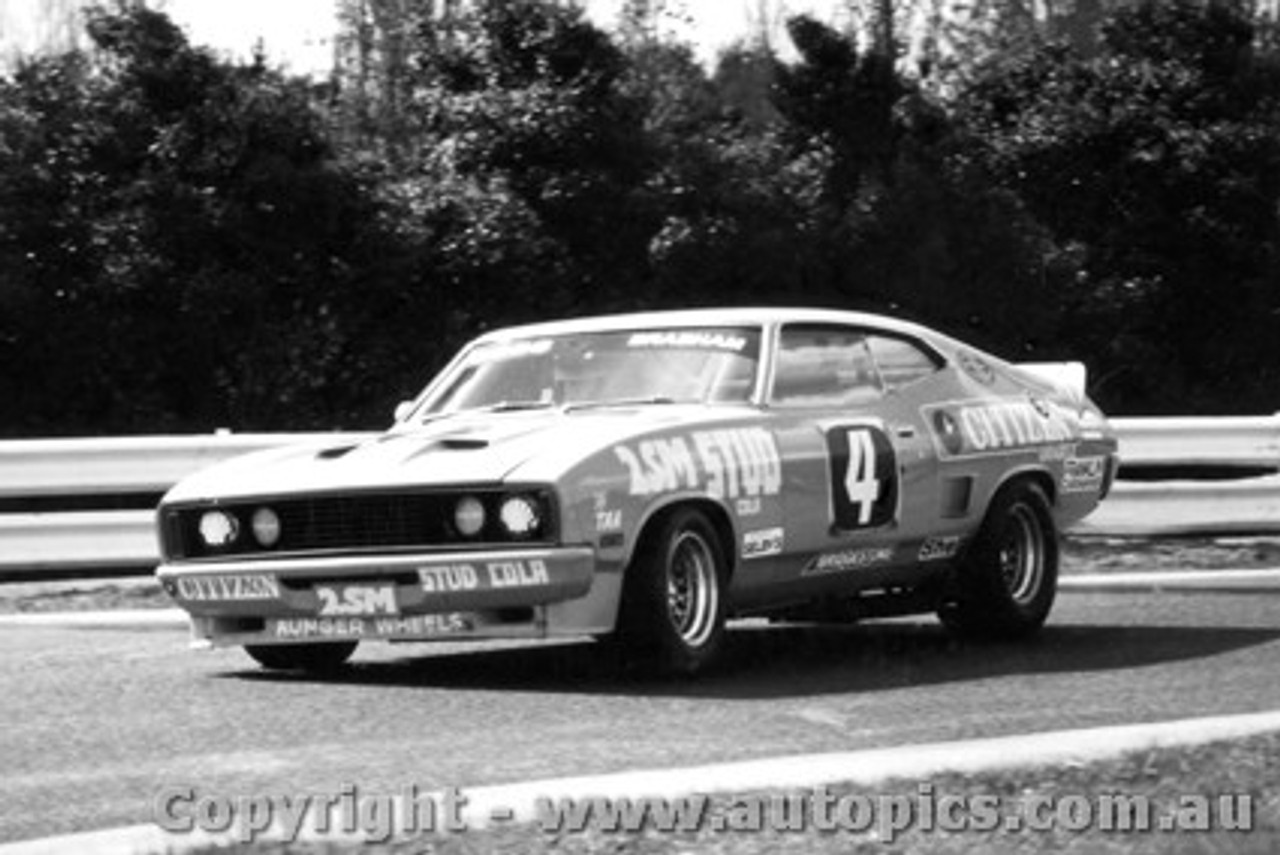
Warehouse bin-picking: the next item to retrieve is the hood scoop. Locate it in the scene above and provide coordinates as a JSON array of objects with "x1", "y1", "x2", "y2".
[{"x1": 435, "y1": 437, "x2": 489, "y2": 450}]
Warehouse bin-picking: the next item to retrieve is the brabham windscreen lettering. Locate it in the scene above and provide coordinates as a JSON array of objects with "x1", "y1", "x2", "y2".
[
  {"x1": 417, "y1": 328, "x2": 762, "y2": 415},
  {"x1": 627, "y1": 331, "x2": 749, "y2": 352},
  {"x1": 614, "y1": 427, "x2": 782, "y2": 501},
  {"x1": 926, "y1": 400, "x2": 1077, "y2": 458}
]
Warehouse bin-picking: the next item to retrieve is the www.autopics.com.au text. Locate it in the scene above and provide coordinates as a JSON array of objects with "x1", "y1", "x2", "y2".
[{"x1": 152, "y1": 783, "x2": 1255, "y2": 844}]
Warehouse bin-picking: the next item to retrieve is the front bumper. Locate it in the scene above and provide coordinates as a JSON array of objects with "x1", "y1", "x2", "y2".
[{"x1": 157, "y1": 546, "x2": 621, "y2": 647}]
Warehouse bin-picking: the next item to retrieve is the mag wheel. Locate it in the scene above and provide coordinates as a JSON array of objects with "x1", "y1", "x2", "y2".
[
  {"x1": 616, "y1": 507, "x2": 729, "y2": 675},
  {"x1": 243, "y1": 642, "x2": 358, "y2": 673},
  {"x1": 939, "y1": 481, "x2": 1058, "y2": 640}
]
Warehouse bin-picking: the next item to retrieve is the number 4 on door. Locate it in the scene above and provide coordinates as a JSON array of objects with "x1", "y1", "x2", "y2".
[{"x1": 827, "y1": 425, "x2": 897, "y2": 531}]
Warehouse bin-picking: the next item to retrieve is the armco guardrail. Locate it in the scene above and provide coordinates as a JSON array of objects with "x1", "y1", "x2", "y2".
[
  {"x1": 0, "y1": 433, "x2": 359, "y2": 497},
  {"x1": 0, "y1": 418, "x2": 1277, "y2": 578},
  {"x1": 1075, "y1": 415, "x2": 1280, "y2": 537},
  {"x1": 0, "y1": 432, "x2": 373, "y2": 577},
  {"x1": 1074, "y1": 475, "x2": 1280, "y2": 537},
  {"x1": 1106, "y1": 414, "x2": 1280, "y2": 469}
]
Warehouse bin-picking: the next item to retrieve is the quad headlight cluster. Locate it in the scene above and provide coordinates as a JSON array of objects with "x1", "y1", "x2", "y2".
[
  {"x1": 196, "y1": 507, "x2": 281, "y2": 550},
  {"x1": 181, "y1": 489, "x2": 550, "y2": 557}
]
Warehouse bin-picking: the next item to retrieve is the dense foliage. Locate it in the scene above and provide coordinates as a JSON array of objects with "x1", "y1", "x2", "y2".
[{"x1": 2, "y1": 0, "x2": 1278, "y2": 434}]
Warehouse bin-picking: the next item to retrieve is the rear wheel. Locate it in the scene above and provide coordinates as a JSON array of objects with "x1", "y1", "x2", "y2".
[
  {"x1": 615, "y1": 507, "x2": 729, "y2": 675},
  {"x1": 939, "y1": 481, "x2": 1058, "y2": 639},
  {"x1": 244, "y1": 642, "x2": 358, "y2": 673}
]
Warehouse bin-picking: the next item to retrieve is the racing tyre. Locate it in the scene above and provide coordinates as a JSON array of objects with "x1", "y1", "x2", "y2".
[
  {"x1": 243, "y1": 642, "x2": 358, "y2": 673},
  {"x1": 939, "y1": 481, "x2": 1058, "y2": 640},
  {"x1": 616, "y1": 507, "x2": 729, "y2": 676}
]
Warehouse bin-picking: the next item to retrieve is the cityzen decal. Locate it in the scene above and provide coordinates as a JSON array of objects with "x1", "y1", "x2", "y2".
[
  {"x1": 316, "y1": 584, "x2": 398, "y2": 617},
  {"x1": 742, "y1": 527, "x2": 784, "y2": 560},
  {"x1": 418, "y1": 560, "x2": 551, "y2": 592},
  {"x1": 803, "y1": 547, "x2": 894, "y2": 577},
  {"x1": 614, "y1": 428, "x2": 782, "y2": 501},
  {"x1": 1062, "y1": 455, "x2": 1107, "y2": 493},
  {"x1": 918, "y1": 536, "x2": 962, "y2": 562},
  {"x1": 175, "y1": 575, "x2": 279, "y2": 602},
  {"x1": 826, "y1": 426, "x2": 897, "y2": 531},
  {"x1": 926, "y1": 400, "x2": 1076, "y2": 458}
]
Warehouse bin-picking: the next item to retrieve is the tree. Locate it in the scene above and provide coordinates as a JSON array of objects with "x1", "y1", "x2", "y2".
[
  {"x1": 958, "y1": 0, "x2": 1280, "y2": 413},
  {"x1": 0, "y1": 3, "x2": 395, "y2": 434}
]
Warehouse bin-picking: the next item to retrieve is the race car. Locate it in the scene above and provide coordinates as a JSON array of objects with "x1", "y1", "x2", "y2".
[{"x1": 155, "y1": 308, "x2": 1118, "y2": 675}]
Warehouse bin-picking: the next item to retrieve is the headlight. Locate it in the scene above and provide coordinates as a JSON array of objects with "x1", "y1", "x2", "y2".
[
  {"x1": 251, "y1": 507, "x2": 281, "y2": 547},
  {"x1": 454, "y1": 496, "x2": 486, "y2": 537},
  {"x1": 198, "y1": 510, "x2": 240, "y2": 548},
  {"x1": 499, "y1": 495, "x2": 542, "y2": 538}
]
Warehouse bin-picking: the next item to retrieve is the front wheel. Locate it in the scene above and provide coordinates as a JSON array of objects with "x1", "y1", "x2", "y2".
[
  {"x1": 244, "y1": 642, "x2": 358, "y2": 673},
  {"x1": 615, "y1": 507, "x2": 729, "y2": 675},
  {"x1": 939, "y1": 481, "x2": 1058, "y2": 639}
]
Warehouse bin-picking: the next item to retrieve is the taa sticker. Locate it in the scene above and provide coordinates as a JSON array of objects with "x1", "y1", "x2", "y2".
[
  {"x1": 595, "y1": 509, "x2": 622, "y2": 532},
  {"x1": 826, "y1": 426, "x2": 897, "y2": 531},
  {"x1": 316, "y1": 584, "x2": 398, "y2": 617}
]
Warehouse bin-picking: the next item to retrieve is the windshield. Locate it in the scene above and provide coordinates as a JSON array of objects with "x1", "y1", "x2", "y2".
[{"x1": 414, "y1": 328, "x2": 762, "y2": 416}]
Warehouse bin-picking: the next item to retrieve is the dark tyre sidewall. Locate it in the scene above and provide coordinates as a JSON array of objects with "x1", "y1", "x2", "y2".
[
  {"x1": 244, "y1": 641, "x2": 358, "y2": 673},
  {"x1": 942, "y1": 481, "x2": 1058, "y2": 639},
  {"x1": 617, "y1": 507, "x2": 729, "y2": 675}
]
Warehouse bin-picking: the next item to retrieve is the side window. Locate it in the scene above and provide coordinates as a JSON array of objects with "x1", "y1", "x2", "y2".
[
  {"x1": 772, "y1": 326, "x2": 884, "y2": 408},
  {"x1": 866, "y1": 334, "x2": 942, "y2": 391}
]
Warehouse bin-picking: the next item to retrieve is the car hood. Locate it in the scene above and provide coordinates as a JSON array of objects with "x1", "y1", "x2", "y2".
[{"x1": 161, "y1": 405, "x2": 756, "y2": 503}]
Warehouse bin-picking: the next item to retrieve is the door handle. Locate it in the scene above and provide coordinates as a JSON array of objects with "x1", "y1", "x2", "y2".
[{"x1": 894, "y1": 425, "x2": 917, "y2": 439}]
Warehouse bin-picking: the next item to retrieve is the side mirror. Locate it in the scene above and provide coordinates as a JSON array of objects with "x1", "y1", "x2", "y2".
[{"x1": 393, "y1": 400, "x2": 414, "y2": 423}]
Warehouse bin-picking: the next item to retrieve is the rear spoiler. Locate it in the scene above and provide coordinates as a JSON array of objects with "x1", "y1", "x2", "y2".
[{"x1": 1016, "y1": 361, "x2": 1087, "y2": 406}]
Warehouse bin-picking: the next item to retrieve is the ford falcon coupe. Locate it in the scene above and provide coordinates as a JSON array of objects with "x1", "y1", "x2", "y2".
[{"x1": 156, "y1": 308, "x2": 1118, "y2": 675}]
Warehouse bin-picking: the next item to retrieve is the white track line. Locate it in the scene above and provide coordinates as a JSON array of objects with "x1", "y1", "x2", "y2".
[
  {"x1": 1060, "y1": 568, "x2": 1280, "y2": 593},
  {"x1": 0, "y1": 609, "x2": 187, "y2": 628},
  {"x1": 4, "y1": 709, "x2": 1280, "y2": 854}
]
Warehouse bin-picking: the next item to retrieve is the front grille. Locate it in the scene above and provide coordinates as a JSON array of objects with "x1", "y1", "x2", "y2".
[{"x1": 164, "y1": 490, "x2": 554, "y2": 560}]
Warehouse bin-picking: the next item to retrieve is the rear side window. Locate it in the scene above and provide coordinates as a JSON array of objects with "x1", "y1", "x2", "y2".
[
  {"x1": 866, "y1": 334, "x2": 942, "y2": 390},
  {"x1": 771, "y1": 326, "x2": 884, "y2": 407}
]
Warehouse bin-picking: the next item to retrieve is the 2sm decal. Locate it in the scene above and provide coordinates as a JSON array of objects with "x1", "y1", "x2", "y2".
[{"x1": 615, "y1": 427, "x2": 782, "y2": 513}]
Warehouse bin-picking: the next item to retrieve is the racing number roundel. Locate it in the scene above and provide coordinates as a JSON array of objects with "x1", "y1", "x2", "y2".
[{"x1": 826, "y1": 425, "x2": 897, "y2": 531}]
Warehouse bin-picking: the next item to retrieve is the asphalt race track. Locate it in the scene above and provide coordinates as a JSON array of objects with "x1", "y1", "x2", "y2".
[{"x1": 3, "y1": 591, "x2": 1279, "y2": 844}]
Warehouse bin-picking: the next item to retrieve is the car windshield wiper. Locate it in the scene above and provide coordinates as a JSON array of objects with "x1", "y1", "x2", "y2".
[{"x1": 564, "y1": 396, "x2": 680, "y2": 412}]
